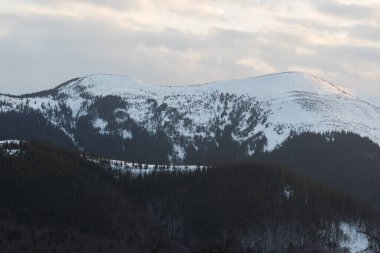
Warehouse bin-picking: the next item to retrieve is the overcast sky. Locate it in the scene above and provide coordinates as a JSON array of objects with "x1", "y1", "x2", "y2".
[{"x1": 0, "y1": 0, "x2": 379, "y2": 95}]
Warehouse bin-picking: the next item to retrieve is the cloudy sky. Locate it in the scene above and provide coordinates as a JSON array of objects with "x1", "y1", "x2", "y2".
[{"x1": 0, "y1": 0, "x2": 379, "y2": 94}]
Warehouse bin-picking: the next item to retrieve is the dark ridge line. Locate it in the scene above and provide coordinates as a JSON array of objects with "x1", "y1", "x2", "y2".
[{"x1": 0, "y1": 77, "x2": 81, "y2": 98}]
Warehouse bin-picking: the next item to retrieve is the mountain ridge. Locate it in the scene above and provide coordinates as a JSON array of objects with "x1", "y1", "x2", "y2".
[
  {"x1": 0, "y1": 71, "x2": 353, "y2": 97},
  {"x1": 1, "y1": 71, "x2": 380, "y2": 161},
  {"x1": 45, "y1": 72, "x2": 380, "y2": 111},
  {"x1": 58, "y1": 72, "x2": 351, "y2": 96},
  {"x1": 3, "y1": 72, "x2": 377, "y2": 112}
]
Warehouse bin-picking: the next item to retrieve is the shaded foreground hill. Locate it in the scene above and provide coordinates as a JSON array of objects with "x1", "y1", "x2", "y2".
[
  {"x1": 0, "y1": 141, "x2": 181, "y2": 253},
  {"x1": 1, "y1": 141, "x2": 380, "y2": 252}
]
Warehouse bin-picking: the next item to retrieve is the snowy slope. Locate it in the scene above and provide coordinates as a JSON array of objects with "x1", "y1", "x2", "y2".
[{"x1": 1, "y1": 71, "x2": 380, "y2": 160}]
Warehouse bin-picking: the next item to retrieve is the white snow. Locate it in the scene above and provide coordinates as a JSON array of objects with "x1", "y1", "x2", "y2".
[
  {"x1": 121, "y1": 130, "x2": 132, "y2": 139},
  {"x1": 93, "y1": 118, "x2": 108, "y2": 133},
  {"x1": 173, "y1": 144, "x2": 185, "y2": 160},
  {"x1": 0, "y1": 140, "x2": 23, "y2": 156},
  {"x1": 88, "y1": 156, "x2": 207, "y2": 177},
  {"x1": 283, "y1": 185, "x2": 293, "y2": 200},
  {"x1": 0, "y1": 140, "x2": 21, "y2": 145},
  {"x1": 339, "y1": 222, "x2": 369, "y2": 253},
  {"x1": 3, "y1": 149, "x2": 21, "y2": 156}
]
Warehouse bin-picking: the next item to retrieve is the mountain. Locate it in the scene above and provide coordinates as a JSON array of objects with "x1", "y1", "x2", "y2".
[
  {"x1": 1, "y1": 71, "x2": 380, "y2": 163},
  {"x1": 4, "y1": 72, "x2": 380, "y2": 206},
  {"x1": 1, "y1": 140, "x2": 379, "y2": 253}
]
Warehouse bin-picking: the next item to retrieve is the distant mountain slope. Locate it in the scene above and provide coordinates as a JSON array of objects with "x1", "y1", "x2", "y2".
[{"x1": 1, "y1": 72, "x2": 380, "y2": 162}]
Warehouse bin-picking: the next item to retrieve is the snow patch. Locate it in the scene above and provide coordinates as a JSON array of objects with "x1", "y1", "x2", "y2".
[
  {"x1": 121, "y1": 130, "x2": 132, "y2": 139},
  {"x1": 88, "y1": 156, "x2": 207, "y2": 177},
  {"x1": 0, "y1": 140, "x2": 23, "y2": 156},
  {"x1": 3, "y1": 149, "x2": 22, "y2": 156},
  {"x1": 339, "y1": 222, "x2": 369, "y2": 253},
  {"x1": 0, "y1": 140, "x2": 21, "y2": 145},
  {"x1": 173, "y1": 144, "x2": 185, "y2": 160},
  {"x1": 283, "y1": 185, "x2": 293, "y2": 200},
  {"x1": 93, "y1": 118, "x2": 108, "y2": 133}
]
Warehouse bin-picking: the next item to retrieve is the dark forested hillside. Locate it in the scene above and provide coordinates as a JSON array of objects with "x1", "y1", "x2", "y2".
[
  {"x1": 1, "y1": 141, "x2": 379, "y2": 252},
  {"x1": 121, "y1": 165, "x2": 380, "y2": 252},
  {"x1": 183, "y1": 131, "x2": 380, "y2": 208},
  {"x1": 257, "y1": 132, "x2": 380, "y2": 207},
  {"x1": 0, "y1": 110, "x2": 75, "y2": 148},
  {"x1": 0, "y1": 141, "x2": 181, "y2": 253},
  {"x1": 74, "y1": 111, "x2": 172, "y2": 163}
]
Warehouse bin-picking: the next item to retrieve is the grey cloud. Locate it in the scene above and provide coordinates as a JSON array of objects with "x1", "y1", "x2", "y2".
[
  {"x1": 0, "y1": 13, "x2": 256, "y2": 93},
  {"x1": 276, "y1": 17, "x2": 348, "y2": 32},
  {"x1": 0, "y1": 1, "x2": 379, "y2": 95},
  {"x1": 314, "y1": 1, "x2": 375, "y2": 20},
  {"x1": 351, "y1": 24, "x2": 380, "y2": 42},
  {"x1": 12, "y1": 0, "x2": 141, "y2": 10}
]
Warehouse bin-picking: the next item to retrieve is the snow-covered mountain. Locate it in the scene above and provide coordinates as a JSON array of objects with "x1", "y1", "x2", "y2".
[{"x1": 1, "y1": 71, "x2": 380, "y2": 162}]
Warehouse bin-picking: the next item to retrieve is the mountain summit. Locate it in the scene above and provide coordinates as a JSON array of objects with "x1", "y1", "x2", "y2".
[
  {"x1": 54, "y1": 72, "x2": 350, "y2": 98},
  {"x1": 1, "y1": 72, "x2": 380, "y2": 162}
]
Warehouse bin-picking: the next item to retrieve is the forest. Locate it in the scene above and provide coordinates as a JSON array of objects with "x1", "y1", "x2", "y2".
[{"x1": 1, "y1": 141, "x2": 380, "y2": 252}]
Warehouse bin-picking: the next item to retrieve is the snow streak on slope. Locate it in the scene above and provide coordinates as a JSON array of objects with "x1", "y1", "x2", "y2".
[
  {"x1": 1, "y1": 72, "x2": 380, "y2": 160},
  {"x1": 88, "y1": 156, "x2": 207, "y2": 177}
]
